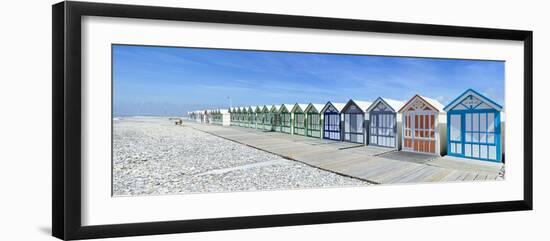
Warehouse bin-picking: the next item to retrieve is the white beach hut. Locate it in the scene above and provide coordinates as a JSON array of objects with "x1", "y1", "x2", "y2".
[
  {"x1": 366, "y1": 97, "x2": 404, "y2": 149},
  {"x1": 341, "y1": 100, "x2": 372, "y2": 144}
]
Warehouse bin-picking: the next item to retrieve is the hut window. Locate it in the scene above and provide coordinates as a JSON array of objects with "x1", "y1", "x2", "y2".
[
  {"x1": 282, "y1": 113, "x2": 291, "y2": 127},
  {"x1": 308, "y1": 114, "x2": 320, "y2": 130},
  {"x1": 295, "y1": 114, "x2": 305, "y2": 128}
]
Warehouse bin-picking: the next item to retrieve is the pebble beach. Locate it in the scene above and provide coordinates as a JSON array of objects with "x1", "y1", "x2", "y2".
[{"x1": 113, "y1": 117, "x2": 369, "y2": 196}]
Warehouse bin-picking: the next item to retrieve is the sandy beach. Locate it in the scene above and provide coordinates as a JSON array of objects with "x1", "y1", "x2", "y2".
[{"x1": 112, "y1": 117, "x2": 369, "y2": 196}]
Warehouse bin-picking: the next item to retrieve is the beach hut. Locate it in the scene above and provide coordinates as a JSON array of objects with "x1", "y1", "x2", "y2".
[
  {"x1": 443, "y1": 89, "x2": 503, "y2": 162},
  {"x1": 246, "y1": 106, "x2": 254, "y2": 128},
  {"x1": 261, "y1": 105, "x2": 271, "y2": 131},
  {"x1": 269, "y1": 105, "x2": 282, "y2": 131},
  {"x1": 321, "y1": 102, "x2": 346, "y2": 141},
  {"x1": 304, "y1": 103, "x2": 325, "y2": 138},
  {"x1": 341, "y1": 100, "x2": 372, "y2": 144},
  {"x1": 238, "y1": 107, "x2": 246, "y2": 127},
  {"x1": 254, "y1": 105, "x2": 263, "y2": 129},
  {"x1": 366, "y1": 98, "x2": 404, "y2": 149},
  {"x1": 291, "y1": 103, "x2": 309, "y2": 136},
  {"x1": 398, "y1": 95, "x2": 446, "y2": 155},
  {"x1": 242, "y1": 106, "x2": 246, "y2": 127},
  {"x1": 242, "y1": 107, "x2": 249, "y2": 127},
  {"x1": 279, "y1": 104, "x2": 294, "y2": 134},
  {"x1": 246, "y1": 106, "x2": 255, "y2": 128}
]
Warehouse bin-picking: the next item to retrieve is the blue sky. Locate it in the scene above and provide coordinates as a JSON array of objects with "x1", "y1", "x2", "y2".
[{"x1": 113, "y1": 45, "x2": 504, "y2": 116}]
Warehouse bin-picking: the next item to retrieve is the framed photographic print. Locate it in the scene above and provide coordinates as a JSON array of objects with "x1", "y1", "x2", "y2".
[{"x1": 52, "y1": 1, "x2": 533, "y2": 240}]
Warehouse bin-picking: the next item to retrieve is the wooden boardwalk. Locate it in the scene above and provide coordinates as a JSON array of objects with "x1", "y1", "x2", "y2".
[{"x1": 184, "y1": 122, "x2": 503, "y2": 184}]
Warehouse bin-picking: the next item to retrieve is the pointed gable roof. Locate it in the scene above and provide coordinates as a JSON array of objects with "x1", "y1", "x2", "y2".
[
  {"x1": 304, "y1": 103, "x2": 325, "y2": 113},
  {"x1": 270, "y1": 104, "x2": 282, "y2": 112},
  {"x1": 291, "y1": 103, "x2": 309, "y2": 113},
  {"x1": 366, "y1": 97, "x2": 405, "y2": 113},
  {"x1": 443, "y1": 89, "x2": 503, "y2": 112},
  {"x1": 341, "y1": 99, "x2": 372, "y2": 113},
  {"x1": 398, "y1": 95, "x2": 445, "y2": 113},
  {"x1": 279, "y1": 104, "x2": 294, "y2": 113},
  {"x1": 321, "y1": 101, "x2": 346, "y2": 113}
]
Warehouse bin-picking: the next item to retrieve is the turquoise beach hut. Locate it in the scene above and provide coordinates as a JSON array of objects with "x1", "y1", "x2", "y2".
[{"x1": 443, "y1": 89, "x2": 503, "y2": 162}]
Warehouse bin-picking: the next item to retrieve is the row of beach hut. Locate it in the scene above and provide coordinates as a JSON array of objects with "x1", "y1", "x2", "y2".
[{"x1": 187, "y1": 89, "x2": 503, "y2": 163}]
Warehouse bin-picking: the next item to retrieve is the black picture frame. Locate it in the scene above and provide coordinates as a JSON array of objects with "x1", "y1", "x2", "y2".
[{"x1": 52, "y1": 1, "x2": 533, "y2": 240}]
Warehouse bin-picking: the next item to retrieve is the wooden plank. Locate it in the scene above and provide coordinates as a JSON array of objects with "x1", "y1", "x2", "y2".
[
  {"x1": 474, "y1": 173, "x2": 488, "y2": 181},
  {"x1": 352, "y1": 158, "x2": 408, "y2": 179},
  {"x1": 406, "y1": 166, "x2": 444, "y2": 183},
  {"x1": 462, "y1": 173, "x2": 477, "y2": 181},
  {"x1": 369, "y1": 164, "x2": 425, "y2": 184},
  {"x1": 388, "y1": 166, "x2": 430, "y2": 184},
  {"x1": 422, "y1": 168, "x2": 453, "y2": 182}
]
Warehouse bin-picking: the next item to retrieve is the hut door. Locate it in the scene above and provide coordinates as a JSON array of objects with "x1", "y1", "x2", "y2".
[
  {"x1": 370, "y1": 113, "x2": 396, "y2": 148},
  {"x1": 464, "y1": 112, "x2": 498, "y2": 160},
  {"x1": 344, "y1": 113, "x2": 364, "y2": 143},
  {"x1": 323, "y1": 113, "x2": 340, "y2": 140},
  {"x1": 404, "y1": 112, "x2": 436, "y2": 154}
]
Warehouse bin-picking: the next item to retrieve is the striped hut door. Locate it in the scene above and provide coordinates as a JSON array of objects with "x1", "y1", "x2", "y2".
[{"x1": 412, "y1": 112, "x2": 436, "y2": 154}]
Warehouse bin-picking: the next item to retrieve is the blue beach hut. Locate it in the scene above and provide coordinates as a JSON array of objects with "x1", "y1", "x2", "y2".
[
  {"x1": 321, "y1": 101, "x2": 346, "y2": 141},
  {"x1": 443, "y1": 89, "x2": 503, "y2": 162}
]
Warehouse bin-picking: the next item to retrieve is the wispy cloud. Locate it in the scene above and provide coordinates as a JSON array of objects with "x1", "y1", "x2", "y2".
[{"x1": 113, "y1": 45, "x2": 505, "y2": 116}]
